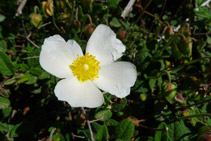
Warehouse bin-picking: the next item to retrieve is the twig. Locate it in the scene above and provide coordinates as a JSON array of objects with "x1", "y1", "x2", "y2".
[
  {"x1": 201, "y1": 0, "x2": 211, "y2": 6},
  {"x1": 136, "y1": 4, "x2": 164, "y2": 25},
  {"x1": 23, "y1": 56, "x2": 39, "y2": 59},
  {"x1": 72, "y1": 133, "x2": 85, "y2": 139},
  {"x1": 26, "y1": 34, "x2": 40, "y2": 48},
  {"x1": 176, "y1": 98, "x2": 211, "y2": 111},
  {"x1": 15, "y1": 0, "x2": 28, "y2": 17},
  {"x1": 19, "y1": 34, "x2": 40, "y2": 48},
  {"x1": 81, "y1": 107, "x2": 95, "y2": 141},
  {"x1": 49, "y1": 128, "x2": 56, "y2": 140},
  {"x1": 121, "y1": 0, "x2": 136, "y2": 19},
  {"x1": 38, "y1": 22, "x2": 52, "y2": 29}
]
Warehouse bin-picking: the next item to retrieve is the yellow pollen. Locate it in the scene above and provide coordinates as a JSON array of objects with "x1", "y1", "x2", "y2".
[{"x1": 70, "y1": 53, "x2": 101, "y2": 82}]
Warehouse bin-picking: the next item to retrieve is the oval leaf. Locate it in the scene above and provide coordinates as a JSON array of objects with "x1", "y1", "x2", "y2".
[
  {"x1": 115, "y1": 120, "x2": 135, "y2": 140},
  {"x1": 95, "y1": 109, "x2": 112, "y2": 122}
]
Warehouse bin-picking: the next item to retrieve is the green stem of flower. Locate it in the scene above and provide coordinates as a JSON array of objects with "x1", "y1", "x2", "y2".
[
  {"x1": 172, "y1": 56, "x2": 211, "y2": 73},
  {"x1": 163, "y1": 70, "x2": 171, "y2": 83},
  {"x1": 176, "y1": 113, "x2": 211, "y2": 120},
  {"x1": 86, "y1": 14, "x2": 93, "y2": 24},
  {"x1": 52, "y1": 15, "x2": 62, "y2": 33}
]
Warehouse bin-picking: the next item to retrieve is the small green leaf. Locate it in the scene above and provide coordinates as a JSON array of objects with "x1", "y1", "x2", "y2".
[
  {"x1": 95, "y1": 109, "x2": 112, "y2": 121},
  {"x1": 155, "y1": 122, "x2": 168, "y2": 141},
  {"x1": 30, "y1": 67, "x2": 43, "y2": 75},
  {"x1": 0, "y1": 14, "x2": 6, "y2": 22},
  {"x1": 110, "y1": 17, "x2": 121, "y2": 28},
  {"x1": 108, "y1": 0, "x2": 120, "y2": 8},
  {"x1": 115, "y1": 120, "x2": 135, "y2": 140},
  {"x1": 168, "y1": 120, "x2": 191, "y2": 141},
  {"x1": 112, "y1": 98, "x2": 127, "y2": 112},
  {"x1": 38, "y1": 72, "x2": 50, "y2": 80},
  {"x1": 0, "y1": 96, "x2": 10, "y2": 109},
  {"x1": 19, "y1": 64, "x2": 29, "y2": 72},
  {"x1": 96, "y1": 125, "x2": 109, "y2": 141},
  {"x1": 0, "y1": 40, "x2": 7, "y2": 52},
  {"x1": 0, "y1": 51, "x2": 15, "y2": 76},
  {"x1": 0, "y1": 122, "x2": 8, "y2": 133}
]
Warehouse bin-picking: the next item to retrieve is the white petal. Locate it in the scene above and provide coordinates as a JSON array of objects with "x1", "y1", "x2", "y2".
[
  {"x1": 86, "y1": 24, "x2": 126, "y2": 66},
  {"x1": 40, "y1": 35, "x2": 76, "y2": 78},
  {"x1": 67, "y1": 40, "x2": 83, "y2": 58},
  {"x1": 94, "y1": 62, "x2": 137, "y2": 98},
  {"x1": 54, "y1": 77, "x2": 104, "y2": 108}
]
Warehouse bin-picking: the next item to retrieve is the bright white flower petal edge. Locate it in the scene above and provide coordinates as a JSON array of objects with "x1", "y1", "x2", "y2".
[{"x1": 39, "y1": 24, "x2": 137, "y2": 108}]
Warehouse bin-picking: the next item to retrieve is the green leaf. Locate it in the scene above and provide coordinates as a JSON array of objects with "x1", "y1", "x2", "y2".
[
  {"x1": 2, "y1": 107, "x2": 12, "y2": 119},
  {"x1": 112, "y1": 98, "x2": 127, "y2": 112},
  {"x1": 195, "y1": 7, "x2": 211, "y2": 20},
  {"x1": 168, "y1": 121, "x2": 191, "y2": 141},
  {"x1": 115, "y1": 120, "x2": 135, "y2": 140},
  {"x1": 38, "y1": 72, "x2": 50, "y2": 80},
  {"x1": 110, "y1": 17, "x2": 121, "y2": 28},
  {"x1": 0, "y1": 40, "x2": 7, "y2": 52},
  {"x1": 96, "y1": 125, "x2": 109, "y2": 141},
  {"x1": 0, "y1": 96, "x2": 10, "y2": 109},
  {"x1": 17, "y1": 73, "x2": 37, "y2": 84},
  {"x1": 0, "y1": 122, "x2": 8, "y2": 133},
  {"x1": 95, "y1": 109, "x2": 112, "y2": 121},
  {"x1": 0, "y1": 14, "x2": 6, "y2": 22},
  {"x1": 155, "y1": 122, "x2": 168, "y2": 141},
  {"x1": 30, "y1": 67, "x2": 43, "y2": 75},
  {"x1": 19, "y1": 64, "x2": 29, "y2": 72},
  {"x1": 0, "y1": 51, "x2": 15, "y2": 76},
  {"x1": 108, "y1": 0, "x2": 120, "y2": 8}
]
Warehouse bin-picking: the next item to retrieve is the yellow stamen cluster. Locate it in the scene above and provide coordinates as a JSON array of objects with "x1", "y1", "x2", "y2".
[{"x1": 70, "y1": 53, "x2": 101, "y2": 82}]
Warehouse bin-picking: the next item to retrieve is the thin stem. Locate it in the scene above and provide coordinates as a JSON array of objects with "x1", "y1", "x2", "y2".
[
  {"x1": 49, "y1": 128, "x2": 56, "y2": 140},
  {"x1": 139, "y1": 124, "x2": 168, "y2": 131},
  {"x1": 176, "y1": 98, "x2": 211, "y2": 111},
  {"x1": 176, "y1": 113, "x2": 211, "y2": 120},
  {"x1": 172, "y1": 56, "x2": 211, "y2": 73},
  {"x1": 81, "y1": 107, "x2": 95, "y2": 141},
  {"x1": 19, "y1": 34, "x2": 40, "y2": 48},
  {"x1": 163, "y1": 70, "x2": 171, "y2": 83},
  {"x1": 135, "y1": 0, "x2": 153, "y2": 25},
  {"x1": 52, "y1": 15, "x2": 62, "y2": 33},
  {"x1": 86, "y1": 14, "x2": 93, "y2": 24}
]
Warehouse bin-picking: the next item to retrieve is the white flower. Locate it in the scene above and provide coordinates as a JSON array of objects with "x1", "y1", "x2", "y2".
[{"x1": 39, "y1": 24, "x2": 137, "y2": 108}]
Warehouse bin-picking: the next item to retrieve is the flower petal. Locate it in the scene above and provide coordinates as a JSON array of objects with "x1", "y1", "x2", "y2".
[
  {"x1": 94, "y1": 62, "x2": 137, "y2": 98},
  {"x1": 54, "y1": 77, "x2": 104, "y2": 108},
  {"x1": 40, "y1": 35, "x2": 76, "y2": 78},
  {"x1": 86, "y1": 24, "x2": 126, "y2": 66},
  {"x1": 67, "y1": 40, "x2": 83, "y2": 58}
]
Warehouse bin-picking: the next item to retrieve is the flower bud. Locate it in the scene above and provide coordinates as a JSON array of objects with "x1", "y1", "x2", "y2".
[
  {"x1": 42, "y1": 0, "x2": 54, "y2": 17},
  {"x1": 118, "y1": 29, "x2": 127, "y2": 40},
  {"x1": 172, "y1": 43, "x2": 184, "y2": 60},
  {"x1": 164, "y1": 26, "x2": 174, "y2": 37},
  {"x1": 178, "y1": 37, "x2": 192, "y2": 57},
  {"x1": 73, "y1": 20, "x2": 81, "y2": 29},
  {"x1": 60, "y1": 13, "x2": 70, "y2": 22},
  {"x1": 198, "y1": 126, "x2": 211, "y2": 136},
  {"x1": 84, "y1": 24, "x2": 96, "y2": 37},
  {"x1": 197, "y1": 132, "x2": 211, "y2": 141},
  {"x1": 30, "y1": 13, "x2": 42, "y2": 27},
  {"x1": 162, "y1": 81, "x2": 177, "y2": 102},
  {"x1": 175, "y1": 93, "x2": 186, "y2": 105}
]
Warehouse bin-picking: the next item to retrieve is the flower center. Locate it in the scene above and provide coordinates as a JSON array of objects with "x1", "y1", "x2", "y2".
[{"x1": 70, "y1": 53, "x2": 101, "y2": 82}]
